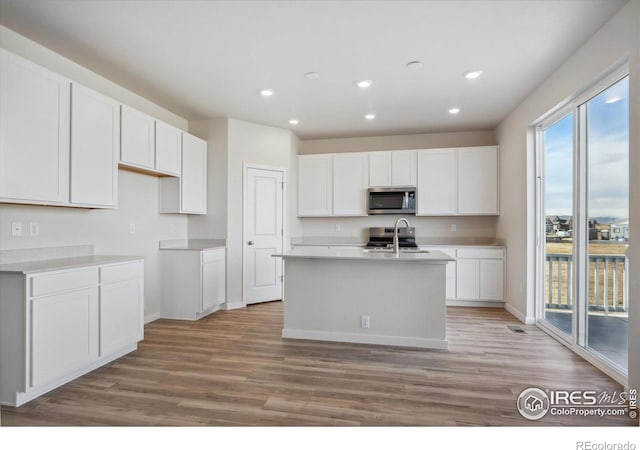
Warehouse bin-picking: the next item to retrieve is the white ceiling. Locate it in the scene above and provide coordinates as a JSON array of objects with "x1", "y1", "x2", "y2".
[{"x1": 0, "y1": 0, "x2": 627, "y2": 139}]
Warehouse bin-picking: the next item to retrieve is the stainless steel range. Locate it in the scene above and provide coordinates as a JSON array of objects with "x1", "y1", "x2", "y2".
[{"x1": 365, "y1": 226, "x2": 418, "y2": 249}]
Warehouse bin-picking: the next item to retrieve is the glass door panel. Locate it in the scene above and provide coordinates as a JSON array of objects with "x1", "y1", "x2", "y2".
[
  {"x1": 542, "y1": 113, "x2": 574, "y2": 337},
  {"x1": 584, "y1": 76, "x2": 629, "y2": 371}
]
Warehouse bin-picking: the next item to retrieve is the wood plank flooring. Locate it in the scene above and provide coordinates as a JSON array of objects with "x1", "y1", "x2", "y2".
[{"x1": 1, "y1": 302, "x2": 636, "y2": 426}]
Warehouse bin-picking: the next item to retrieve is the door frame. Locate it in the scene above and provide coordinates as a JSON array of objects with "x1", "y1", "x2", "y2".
[
  {"x1": 532, "y1": 63, "x2": 629, "y2": 386},
  {"x1": 242, "y1": 163, "x2": 287, "y2": 307}
]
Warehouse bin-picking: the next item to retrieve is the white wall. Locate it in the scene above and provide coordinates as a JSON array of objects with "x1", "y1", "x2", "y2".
[
  {"x1": 188, "y1": 118, "x2": 229, "y2": 239},
  {"x1": 297, "y1": 130, "x2": 498, "y2": 240},
  {"x1": 226, "y1": 119, "x2": 299, "y2": 306},
  {"x1": 495, "y1": 0, "x2": 639, "y2": 387},
  {"x1": 299, "y1": 130, "x2": 496, "y2": 154},
  {"x1": 0, "y1": 26, "x2": 190, "y2": 319}
]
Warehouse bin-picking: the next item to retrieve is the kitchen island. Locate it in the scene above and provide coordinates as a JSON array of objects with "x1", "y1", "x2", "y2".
[{"x1": 274, "y1": 247, "x2": 454, "y2": 349}]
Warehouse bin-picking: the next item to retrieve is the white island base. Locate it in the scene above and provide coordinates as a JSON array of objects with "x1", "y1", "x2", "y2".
[{"x1": 277, "y1": 248, "x2": 452, "y2": 350}]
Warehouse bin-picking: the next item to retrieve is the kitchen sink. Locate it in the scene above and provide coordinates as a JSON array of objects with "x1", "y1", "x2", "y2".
[{"x1": 362, "y1": 248, "x2": 430, "y2": 254}]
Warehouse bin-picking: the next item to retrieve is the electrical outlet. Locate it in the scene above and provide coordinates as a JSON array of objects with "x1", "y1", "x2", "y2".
[
  {"x1": 11, "y1": 222, "x2": 22, "y2": 237},
  {"x1": 169, "y1": 223, "x2": 175, "y2": 233},
  {"x1": 29, "y1": 222, "x2": 40, "y2": 237},
  {"x1": 450, "y1": 224, "x2": 457, "y2": 232},
  {"x1": 361, "y1": 315, "x2": 370, "y2": 329},
  {"x1": 335, "y1": 223, "x2": 341, "y2": 232},
  {"x1": 129, "y1": 223, "x2": 136, "y2": 234}
]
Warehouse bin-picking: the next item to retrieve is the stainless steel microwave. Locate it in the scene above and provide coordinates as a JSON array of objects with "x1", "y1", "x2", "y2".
[{"x1": 368, "y1": 187, "x2": 416, "y2": 215}]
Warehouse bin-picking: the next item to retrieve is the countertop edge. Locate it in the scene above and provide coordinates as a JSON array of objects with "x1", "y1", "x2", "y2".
[{"x1": 0, "y1": 255, "x2": 144, "y2": 275}]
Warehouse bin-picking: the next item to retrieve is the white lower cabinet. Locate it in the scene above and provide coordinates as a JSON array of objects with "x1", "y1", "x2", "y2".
[
  {"x1": 0, "y1": 259, "x2": 144, "y2": 407},
  {"x1": 455, "y1": 248, "x2": 504, "y2": 302},
  {"x1": 161, "y1": 247, "x2": 226, "y2": 320}
]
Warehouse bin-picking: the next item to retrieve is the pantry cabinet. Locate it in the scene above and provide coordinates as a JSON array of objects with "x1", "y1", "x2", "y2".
[
  {"x1": 70, "y1": 84, "x2": 120, "y2": 208},
  {"x1": 0, "y1": 49, "x2": 71, "y2": 205}
]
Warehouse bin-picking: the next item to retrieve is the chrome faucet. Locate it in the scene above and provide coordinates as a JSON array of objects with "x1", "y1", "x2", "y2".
[{"x1": 393, "y1": 217, "x2": 410, "y2": 255}]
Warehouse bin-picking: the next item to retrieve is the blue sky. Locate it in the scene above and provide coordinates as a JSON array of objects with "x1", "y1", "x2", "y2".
[{"x1": 544, "y1": 76, "x2": 629, "y2": 220}]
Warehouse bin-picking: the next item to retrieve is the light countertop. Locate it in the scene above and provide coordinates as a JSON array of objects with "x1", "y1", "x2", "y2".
[
  {"x1": 274, "y1": 247, "x2": 453, "y2": 263},
  {"x1": 159, "y1": 239, "x2": 226, "y2": 251},
  {"x1": 0, "y1": 255, "x2": 144, "y2": 274},
  {"x1": 291, "y1": 236, "x2": 504, "y2": 248}
]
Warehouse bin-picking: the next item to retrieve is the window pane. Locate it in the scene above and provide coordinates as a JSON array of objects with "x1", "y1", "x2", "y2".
[
  {"x1": 585, "y1": 76, "x2": 629, "y2": 371},
  {"x1": 543, "y1": 113, "x2": 574, "y2": 336}
]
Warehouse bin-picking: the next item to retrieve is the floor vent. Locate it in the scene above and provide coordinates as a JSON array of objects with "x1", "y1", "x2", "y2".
[{"x1": 508, "y1": 325, "x2": 527, "y2": 334}]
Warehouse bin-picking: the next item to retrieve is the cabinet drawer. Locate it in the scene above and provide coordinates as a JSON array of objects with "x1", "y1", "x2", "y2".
[
  {"x1": 456, "y1": 248, "x2": 503, "y2": 259},
  {"x1": 30, "y1": 268, "x2": 98, "y2": 298},
  {"x1": 100, "y1": 261, "x2": 144, "y2": 284},
  {"x1": 202, "y1": 248, "x2": 225, "y2": 264}
]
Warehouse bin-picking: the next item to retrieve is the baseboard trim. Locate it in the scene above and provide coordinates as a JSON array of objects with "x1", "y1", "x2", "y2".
[
  {"x1": 144, "y1": 312, "x2": 160, "y2": 324},
  {"x1": 504, "y1": 303, "x2": 535, "y2": 324},
  {"x1": 447, "y1": 299, "x2": 505, "y2": 308},
  {"x1": 282, "y1": 328, "x2": 448, "y2": 350},
  {"x1": 222, "y1": 301, "x2": 245, "y2": 311}
]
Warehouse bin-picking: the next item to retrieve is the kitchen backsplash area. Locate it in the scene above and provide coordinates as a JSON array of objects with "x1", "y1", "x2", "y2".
[{"x1": 297, "y1": 215, "x2": 498, "y2": 242}]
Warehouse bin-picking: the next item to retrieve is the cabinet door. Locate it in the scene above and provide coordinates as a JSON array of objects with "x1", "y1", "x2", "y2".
[
  {"x1": 30, "y1": 287, "x2": 98, "y2": 389},
  {"x1": 298, "y1": 155, "x2": 332, "y2": 216},
  {"x1": 456, "y1": 259, "x2": 479, "y2": 300},
  {"x1": 333, "y1": 153, "x2": 367, "y2": 216},
  {"x1": 70, "y1": 84, "x2": 119, "y2": 207},
  {"x1": 99, "y1": 279, "x2": 143, "y2": 356},
  {"x1": 120, "y1": 105, "x2": 155, "y2": 169},
  {"x1": 181, "y1": 133, "x2": 207, "y2": 214},
  {"x1": 202, "y1": 250, "x2": 226, "y2": 312},
  {"x1": 0, "y1": 49, "x2": 70, "y2": 204},
  {"x1": 155, "y1": 121, "x2": 182, "y2": 176},
  {"x1": 391, "y1": 150, "x2": 416, "y2": 186},
  {"x1": 458, "y1": 146, "x2": 498, "y2": 214},
  {"x1": 417, "y1": 149, "x2": 457, "y2": 215},
  {"x1": 479, "y1": 259, "x2": 504, "y2": 300},
  {"x1": 369, "y1": 151, "x2": 391, "y2": 187}
]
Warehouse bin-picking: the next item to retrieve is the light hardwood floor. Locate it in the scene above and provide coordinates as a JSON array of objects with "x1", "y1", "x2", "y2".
[{"x1": 1, "y1": 302, "x2": 635, "y2": 426}]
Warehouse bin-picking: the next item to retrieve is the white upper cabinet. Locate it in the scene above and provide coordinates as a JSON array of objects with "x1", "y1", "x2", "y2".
[
  {"x1": 154, "y1": 121, "x2": 182, "y2": 176},
  {"x1": 120, "y1": 105, "x2": 155, "y2": 169},
  {"x1": 368, "y1": 151, "x2": 392, "y2": 187},
  {"x1": 368, "y1": 150, "x2": 416, "y2": 187},
  {"x1": 70, "y1": 84, "x2": 119, "y2": 208},
  {"x1": 297, "y1": 154, "x2": 333, "y2": 217},
  {"x1": 333, "y1": 153, "x2": 368, "y2": 216},
  {"x1": 0, "y1": 49, "x2": 71, "y2": 205},
  {"x1": 391, "y1": 150, "x2": 416, "y2": 186},
  {"x1": 180, "y1": 133, "x2": 207, "y2": 214},
  {"x1": 417, "y1": 149, "x2": 458, "y2": 215},
  {"x1": 457, "y1": 146, "x2": 499, "y2": 215}
]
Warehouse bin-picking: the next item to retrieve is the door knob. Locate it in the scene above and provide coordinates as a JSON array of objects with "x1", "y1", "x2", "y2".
[{"x1": 247, "y1": 241, "x2": 254, "y2": 245}]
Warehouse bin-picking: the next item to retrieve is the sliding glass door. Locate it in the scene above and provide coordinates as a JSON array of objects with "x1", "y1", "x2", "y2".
[{"x1": 536, "y1": 72, "x2": 629, "y2": 378}]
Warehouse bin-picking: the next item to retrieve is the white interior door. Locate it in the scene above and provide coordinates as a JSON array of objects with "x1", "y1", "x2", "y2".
[{"x1": 244, "y1": 167, "x2": 284, "y2": 304}]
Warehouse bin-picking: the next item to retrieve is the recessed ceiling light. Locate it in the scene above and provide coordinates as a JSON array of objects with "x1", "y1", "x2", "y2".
[
  {"x1": 356, "y1": 80, "x2": 373, "y2": 89},
  {"x1": 448, "y1": 107, "x2": 461, "y2": 115},
  {"x1": 289, "y1": 119, "x2": 299, "y2": 125},
  {"x1": 406, "y1": 61, "x2": 423, "y2": 70},
  {"x1": 463, "y1": 70, "x2": 483, "y2": 80},
  {"x1": 304, "y1": 72, "x2": 320, "y2": 80},
  {"x1": 364, "y1": 113, "x2": 376, "y2": 120},
  {"x1": 260, "y1": 89, "x2": 274, "y2": 97},
  {"x1": 605, "y1": 96, "x2": 622, "y2": 104}
]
